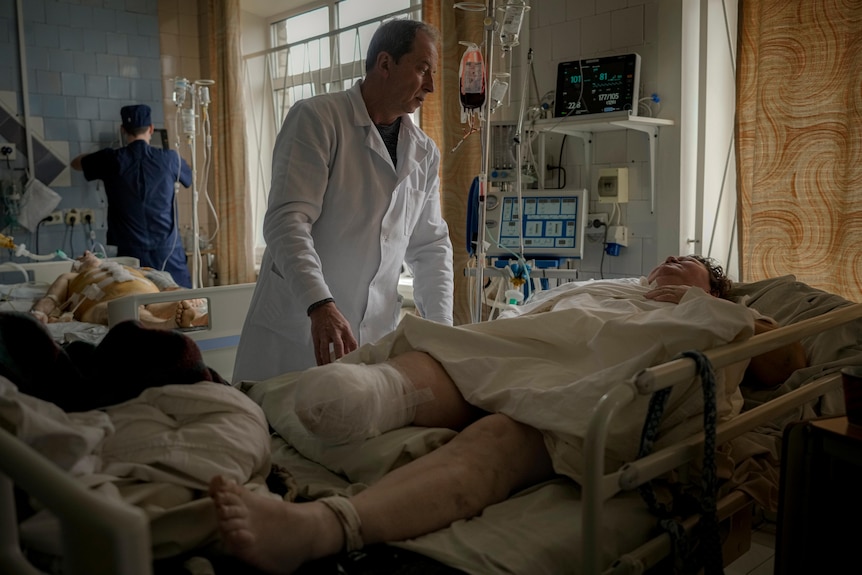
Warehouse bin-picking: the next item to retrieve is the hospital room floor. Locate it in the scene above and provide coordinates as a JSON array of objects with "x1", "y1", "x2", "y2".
[{"x1": 725, "y1": 520, "x2": 776, "y2": 575}]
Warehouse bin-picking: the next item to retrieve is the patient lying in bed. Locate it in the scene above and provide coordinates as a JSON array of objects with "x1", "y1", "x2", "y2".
[
  {"x1": 28, "y1": 251, "x2": 207, "y2": 330},
  {"x1": 210, "y1": 255, "x2": 807, "y2": 575}
]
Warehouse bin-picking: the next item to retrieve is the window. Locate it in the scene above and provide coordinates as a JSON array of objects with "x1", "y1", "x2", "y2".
[{"x1": 244, "y1": 2, "x2": 422, "y2": 265}]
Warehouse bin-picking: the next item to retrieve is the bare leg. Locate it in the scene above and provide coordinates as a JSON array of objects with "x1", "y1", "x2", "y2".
[
  {"x1": 210, "y1": 414, "x2": 554, "y2": 574},
  {"x1": 352, "y1": 413, "x2": 554, "y2": 541},
  {"x1": 388, "y1": 351, "x2": 486, "y2": 430}
]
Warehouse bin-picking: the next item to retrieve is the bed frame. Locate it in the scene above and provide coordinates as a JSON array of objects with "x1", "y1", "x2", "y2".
[
  {"x1": 0, "y1": 259, "x2": 250, "y2": 383},
  {"x1": 0, "y1": 257, "x2": 140, "y2": 284},
  {"x1": 1, "y1": 287, "x2": 860, "y2": 575},
  {"x1": 105, "y1": 283, "x2": 256, "y2": 384},
  {"x1": 582, "y1": 303, "x2": 862, "y2": 574}
]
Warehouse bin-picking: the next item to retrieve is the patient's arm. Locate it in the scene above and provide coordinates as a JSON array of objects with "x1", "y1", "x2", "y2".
[
  {"x1": 29, "y1": 272, "x2": 75, "y2": 322},
  {"x1": 742, "y1": 319, "x2": 808, "y2": 389}
]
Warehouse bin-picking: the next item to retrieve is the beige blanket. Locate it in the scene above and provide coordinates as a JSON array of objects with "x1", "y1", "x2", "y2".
[
  {"x1": 2, "y1": 379, "x2": 274, "y2": 560},
  {"x1": 250, "y1": 280, "x2": 755, "y2": 484},
  {"x1": 244, "y1": 281, "x2": 761, "y2": 574}
]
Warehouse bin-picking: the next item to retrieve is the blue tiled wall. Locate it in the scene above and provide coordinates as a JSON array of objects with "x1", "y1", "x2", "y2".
[{"x1": 0, "y1": 0, "x2": 163, "y2": 262}]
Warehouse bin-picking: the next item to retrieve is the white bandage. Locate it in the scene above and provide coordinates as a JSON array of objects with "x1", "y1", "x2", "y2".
[
  {"x1": 294, "y1": 362, "x2": 433, "y2": 444},
  {"x1": 319, "y1": 496, "x2": 363, "y2": 552}
]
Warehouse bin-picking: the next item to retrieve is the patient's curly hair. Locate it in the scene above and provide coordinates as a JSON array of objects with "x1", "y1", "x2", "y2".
[{"x1": 688, "y1": 255, "x2": 732, "y2": 299}]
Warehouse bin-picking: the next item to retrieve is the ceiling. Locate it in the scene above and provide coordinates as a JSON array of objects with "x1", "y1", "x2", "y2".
[{"x1": 240, "y1": 0, "x2": 316, "y2": 19}]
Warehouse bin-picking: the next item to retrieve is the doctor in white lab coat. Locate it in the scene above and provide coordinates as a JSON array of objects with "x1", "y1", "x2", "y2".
[{"x1": 233, "y1": 20, "x2": 454, "y2": 383}]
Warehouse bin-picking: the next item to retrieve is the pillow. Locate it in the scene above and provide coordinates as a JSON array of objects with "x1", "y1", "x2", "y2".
[{"x1": 729, "y1": 275, "x2": 862, "y2": 415}]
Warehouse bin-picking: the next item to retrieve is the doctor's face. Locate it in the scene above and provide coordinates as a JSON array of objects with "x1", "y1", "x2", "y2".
[
  {"x1": 385, "y1": 30, "x2": 437, "y2": 116},
  {"x1": 647, "y1": 256, "x2": 713, "y2": 293}
]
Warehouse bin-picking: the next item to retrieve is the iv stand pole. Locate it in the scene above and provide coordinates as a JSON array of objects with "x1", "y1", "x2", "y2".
[
  {"x1": 472, "y1": 1, "x2": 497, "y2": 323},
  {"x1": 184, "y1": 98, "x2": 201, "y2": 289}
]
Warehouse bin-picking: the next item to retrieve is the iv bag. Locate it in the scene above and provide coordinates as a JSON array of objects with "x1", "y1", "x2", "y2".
[
  {"x1": 458, "y1": 42, "x2": 486, "y2": 111},
  {"x1": 499, "y1": 0, "x2": 529, "y2": 50},
  {"x1": 182, "y1": 108, "x2": 196, "y2": 135},
  {"x1": 173, "y1": 77, "x2": 189, "y2": 106},
  {"x1": 489, "y1": 73, "x2": 510, "y2": 113}
]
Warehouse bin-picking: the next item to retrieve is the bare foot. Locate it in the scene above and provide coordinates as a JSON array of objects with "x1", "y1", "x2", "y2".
[
  {"x1": 209, "y1": 476, "x2": 341, "y2": 574},
  {"x1": 175, "y1": 300, "x2": 208, "y2": 328}
]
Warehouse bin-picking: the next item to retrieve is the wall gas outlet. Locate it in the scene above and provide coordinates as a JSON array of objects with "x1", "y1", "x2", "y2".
[
  {"x1": 65, "y1": 208, "x2": 80, "y2": 226},
  {"x1": 0, "y1": 143, "x2": 16, "y2": 161},
  {"x1": 46, "y1": 211, "x2": 63, "y2": 225}
]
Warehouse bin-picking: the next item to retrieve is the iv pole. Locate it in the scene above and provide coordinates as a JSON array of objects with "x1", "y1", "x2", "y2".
[
  {"x1": 456, "y1": 0, "x2": 530, "y2": 323},
  {"x1": 475, "y1": 2, "x2": 496, "y2": 324},
  {"x1": 173, "y1": 77, "x2": 213, "y2": 289}
]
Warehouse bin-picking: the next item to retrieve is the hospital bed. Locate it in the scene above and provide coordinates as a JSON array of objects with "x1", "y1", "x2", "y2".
[
  {"x1": 105, "y1": 283, "x2": 256, "y2": 383},
  {"x1": 0, "y1": 257, "x2": 140, "y2": 285},
  {"x1": 1, "y1": 274, "x2": 861, "y2": 575},
  {"x1": 0, "y1": 257, "x2": 254, "y2": 383}
]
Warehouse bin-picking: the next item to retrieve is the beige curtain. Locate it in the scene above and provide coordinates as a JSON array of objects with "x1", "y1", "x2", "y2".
[
  {"x1": 736, "y1": 0, "x2": 862, "y2": 300},
  {"x1": 423, "y1": 1, "x2": 485, "y2": 325},
  {"x1": 200, "y1": 0, "x2": 256, "y2": 285}
]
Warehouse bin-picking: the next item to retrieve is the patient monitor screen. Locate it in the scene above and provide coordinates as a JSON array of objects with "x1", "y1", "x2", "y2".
[
  {"x1": 484, "y1": 188, "x2": 588, "y2": 259},
  {"x1": 554, "y1": 53, "x2": 641, "y2": 118}
]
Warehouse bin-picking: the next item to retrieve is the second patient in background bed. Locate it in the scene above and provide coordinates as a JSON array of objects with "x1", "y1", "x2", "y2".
[{"x1": 28, "y1": 251, "x2": 207, "y2": 330}]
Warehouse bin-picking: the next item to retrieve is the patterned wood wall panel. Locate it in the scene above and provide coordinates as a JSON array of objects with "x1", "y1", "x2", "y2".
[
  {"x1": 737, "y1": 0, "x2": 862, "y2": 301},
  {"x1": 424, "y1": 1, "x2": 485, "y2": 325}
]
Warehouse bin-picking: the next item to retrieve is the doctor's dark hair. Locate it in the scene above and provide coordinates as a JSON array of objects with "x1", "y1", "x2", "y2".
[
  {"x1": 689, "y1": 254, "x2": 732, "y2": 299},
  {"x1": 366, "y1": 19, "x2": 439, "y2": 73}
]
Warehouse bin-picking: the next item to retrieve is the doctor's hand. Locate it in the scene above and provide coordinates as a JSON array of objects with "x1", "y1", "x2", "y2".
[
  {"x1": 309, "y1": 301, "x2": 358, "y2": 366},
  {"x1": 644, "y1": 284, "x2": 699, "y2": 304}
]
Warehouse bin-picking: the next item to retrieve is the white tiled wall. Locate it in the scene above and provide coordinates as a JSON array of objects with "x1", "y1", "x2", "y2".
[{"x1": 497, "y1": 0, "x2": 677, "y2": 280}]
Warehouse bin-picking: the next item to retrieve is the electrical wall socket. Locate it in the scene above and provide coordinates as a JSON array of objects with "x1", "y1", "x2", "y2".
[
  {"x1": 46, "y1": 211, "x2": 63, "y2": 225},
  {"x1": 597, "y1": 167, "x2": 629, "y2": 204},
  {"x1": 79, "y1": 208, "x2": 95, "y2": 225},
  {"x1": 65, "y1": 208, "x2": 80, "y2": 225},
  {"x1": 588, "y1": 213, "x2": 608, "y2": 227},
  {"x1": 0, "y1": 143, "x2": 16, "y2": 161},
  {"x1": 586, "y1": 213, "x2": 609, "y2": 235}
]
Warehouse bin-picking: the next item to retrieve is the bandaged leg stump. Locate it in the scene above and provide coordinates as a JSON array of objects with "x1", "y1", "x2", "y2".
[{"x1": 294, "y1": 362, "x2": 432, "y2": 444}]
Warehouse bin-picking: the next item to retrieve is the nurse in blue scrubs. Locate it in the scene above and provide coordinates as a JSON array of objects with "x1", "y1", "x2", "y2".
[{"x1": 71, "y1": 104, "x2": 193, "y2": 287}]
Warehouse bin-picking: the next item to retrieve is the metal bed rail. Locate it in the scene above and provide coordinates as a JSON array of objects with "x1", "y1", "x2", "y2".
[
  {"x1": 0, "y1": 426, "x2": 151, "y2": 575},
  {"x1": 581, "y1": 303, "x2": 862, "y2": 575}
]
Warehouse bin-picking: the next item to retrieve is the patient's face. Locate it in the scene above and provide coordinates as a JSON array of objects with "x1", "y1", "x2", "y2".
[
  {"x1": 647, "y1": 256, "x2": 712, "y2": 292},
  {"x1": 74, "y1": 251, "x2": 102, "y2": 272}
]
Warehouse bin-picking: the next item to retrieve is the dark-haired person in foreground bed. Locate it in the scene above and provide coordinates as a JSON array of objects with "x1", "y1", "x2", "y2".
[
  {"x1": 209, "y1": 255, "x2": 807, "y2": 575},
  {"x1": 28, "y1": 250, "x2": 207, "y2": 329}
]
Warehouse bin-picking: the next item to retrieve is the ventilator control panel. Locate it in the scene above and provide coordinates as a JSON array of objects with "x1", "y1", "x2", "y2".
[{"x1": 483, "y1": 188, "x2": 588, "y2": 259}]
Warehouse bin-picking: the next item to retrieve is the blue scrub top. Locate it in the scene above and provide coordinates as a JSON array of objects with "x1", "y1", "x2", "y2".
[{"x1": 80, "y1": 141, "x2": 194, "y2": 287}]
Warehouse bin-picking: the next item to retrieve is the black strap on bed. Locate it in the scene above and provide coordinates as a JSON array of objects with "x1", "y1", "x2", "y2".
[{"x1": 636, "y1": 349, "x2": 724, "y2": 575}]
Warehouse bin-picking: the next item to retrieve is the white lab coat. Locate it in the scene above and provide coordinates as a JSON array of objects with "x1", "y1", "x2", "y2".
[{"x1": 233, "y1": 81, "x2": 454, "y2": 383}]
